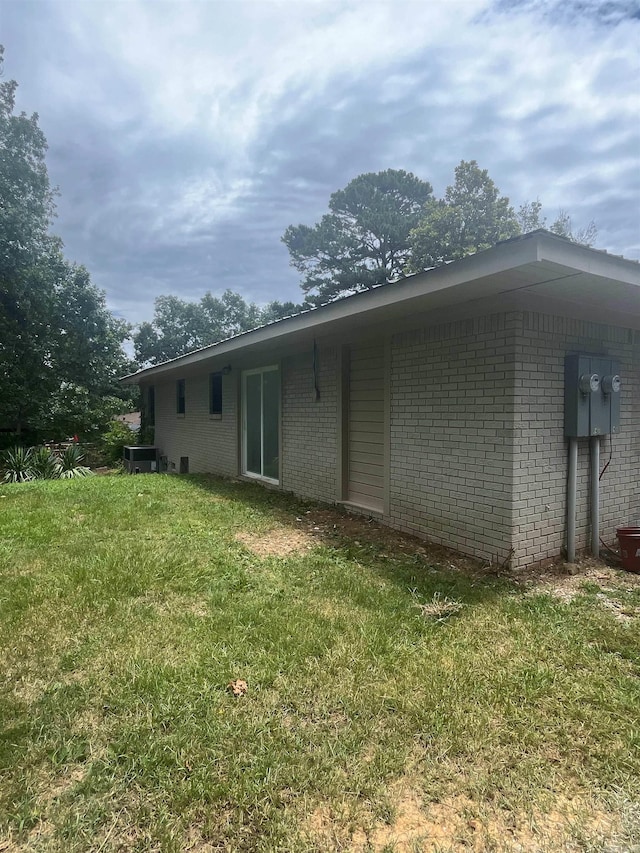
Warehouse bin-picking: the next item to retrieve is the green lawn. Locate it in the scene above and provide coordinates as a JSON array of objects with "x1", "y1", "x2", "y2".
[{"x1": 0, "y1": 475, "x2": 639, "y2": 852}]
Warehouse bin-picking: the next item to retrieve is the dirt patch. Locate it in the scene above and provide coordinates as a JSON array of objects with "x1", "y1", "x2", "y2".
[
  {"x1": 306, "y1": 785, "x2": 620, "y2": 852},
  {"x1": 519, "y1": 558, "x2": 640, "y2": 618},
  {"x1": 289, "y1": 506, "x2": 640, "y2": 602},
  {"x1": 234, "y1": 507, "x2": 640, "y2": 610},
  {"x1": 304, "y1": 507, "x2": 481, "y2": 568},
  {"x1": 236, "y1": 526, "x2": 316, "y2": 557},
  {"x1": 45, "y1": 767, "x2": 85, "y2": 802}
]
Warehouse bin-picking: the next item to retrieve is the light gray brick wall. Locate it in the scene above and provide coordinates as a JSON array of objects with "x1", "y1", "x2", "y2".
[
  {"x1": 144, "y1": 309, "x2": 639, "y2": 570},
  {"x1": 386, "y1": 313, "x2": 519, "y2": 564},
  {"x1": 281, "y1": 346, "x2": 338, "y2": 502},
  {"x1": 511, "y1": 313, "x2": 640, "y2": 567},
  {"x1": 150, "y1": 372, "x2": 238, "y2": 476}
]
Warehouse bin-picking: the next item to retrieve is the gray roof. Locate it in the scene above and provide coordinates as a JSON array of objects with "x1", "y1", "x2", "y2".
[{"x1": 122, "y1": 230, "x2": 640, "y2": 384}]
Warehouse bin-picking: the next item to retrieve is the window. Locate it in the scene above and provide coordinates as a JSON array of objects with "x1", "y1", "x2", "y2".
[
  {"x1": 176, "y1": 379, "x2": 186, "y2": 414},
  {"x1": 242, "y1": 366, "x2": 279, "y2": 483},
  {"x1": 147, "y1": 385, "x2": 155, "y2": 426},
  {"x1": 209, "y1": 372, "x2": 223, "y2": 416}
]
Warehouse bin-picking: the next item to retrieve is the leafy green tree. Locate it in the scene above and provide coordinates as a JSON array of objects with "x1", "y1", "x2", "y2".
[
  {"x1": 409, "y1": 160, "x2": 520, "y2": 269},
  {"x1": 133, "y1": 290, "x2": 304, "y2": 366},
  {"x1": 516, "y1": 199, "x2": 597, "y2": 246},
  {"x1": 282, "y1": 169, "x2": 433, "y2": 304},
  {"x1": 0, "y1": 46, "x2": 134, "y2": 439},
  {"x1": 260, "y1": 299, "x2": 307, "y2": 325},
  {"x1": 516, "y1": 199, "x2": 546, "y2": 234},
  {"x1": 0, "y1": 45, "x2": 55, "y2": 283},
  {"x1": 133, "y1": 291, "x2": 249, "y2": 365}
]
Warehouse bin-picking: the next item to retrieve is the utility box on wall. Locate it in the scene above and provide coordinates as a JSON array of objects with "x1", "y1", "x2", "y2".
[{"x1": 564, "y1": 354, "x2": 621, "y2": 437}]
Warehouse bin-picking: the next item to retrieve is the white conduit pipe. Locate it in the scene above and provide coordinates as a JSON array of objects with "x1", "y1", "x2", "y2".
[
  {"x1": 590, "y1": 435, "x2": 600, "y2": 558},
  {"x1": 567, "y1": 437, "x2": 578, "y2": 563}
]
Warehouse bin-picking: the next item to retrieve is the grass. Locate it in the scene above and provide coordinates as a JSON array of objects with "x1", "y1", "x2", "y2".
[{"x1": 0, "y1": 474, "x2": 639, "y2": 852}]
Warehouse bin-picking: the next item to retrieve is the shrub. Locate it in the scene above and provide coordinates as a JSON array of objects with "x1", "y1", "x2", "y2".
[
  {"x1": 31, "y1": 447, "x2": 62, "y2": 480},
  {"x1": 58, "y1": 446, "x2": 93, "y2": 479},
  {"x1": 1, "y1": 446, "x2": 34, "y2": 483},
  {"x1": 100, "y1": 421, "x2": 135, "y2": 465}
]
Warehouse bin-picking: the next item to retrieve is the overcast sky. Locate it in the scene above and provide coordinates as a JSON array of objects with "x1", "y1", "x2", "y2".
[{"x1": 4, "y1": 0, "x2": 640, "y2": 327}]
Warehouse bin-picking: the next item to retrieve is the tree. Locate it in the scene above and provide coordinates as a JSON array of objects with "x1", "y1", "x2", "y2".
[
  {"x1": 548, "y1": 210, "x2": 597, "y2": 247},
  {"x1": 516, "y1": 199, "x2": 597, "y2": 246},
  {"x1": 260, "y1": 299, "x2": 306, "y2": 325},
  {"x1": 0, "y1": 46, "x2": 55, "y2": 284},
  {"x1": 1, "y1": 244, "x2": 133, "y2": 438},
  {"x1": 408, "y1": 160, "x2": 520, "y2": 269},
  {"x1": 134, "y1": 290, "x2": 264, "y2": 365},
  {"x1": 0, "y1": 47, "x2": 134, "y2": 439},
  {"x1": 282, "y1": 169, "x2": 433, "y2": 304},
  {"x1": 134, "y1": 292, "x2": 308, "y2": 366}
]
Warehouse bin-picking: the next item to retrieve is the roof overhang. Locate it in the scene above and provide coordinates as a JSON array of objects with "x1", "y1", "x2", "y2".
[{"x1": 122, "y1": 231, "x2": 640, "y2": 385}]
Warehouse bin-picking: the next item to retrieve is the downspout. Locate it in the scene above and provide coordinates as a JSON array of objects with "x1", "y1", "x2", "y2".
[
  {"x1": 590, "y1": 435, "x2": 600, "y2": 558},
  {"x1": 567, "y1": 437, "x2": 577, "y2": 563}
]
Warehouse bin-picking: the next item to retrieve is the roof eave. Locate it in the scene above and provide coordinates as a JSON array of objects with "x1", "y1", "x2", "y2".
[{"x1": 121, "y1": 232, "x2": 639, "y2": 385}]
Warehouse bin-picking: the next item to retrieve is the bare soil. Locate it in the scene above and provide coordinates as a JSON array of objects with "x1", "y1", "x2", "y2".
[
  {"x1": 307, "y1": 784, "x2": 620, "y2": 852},
  {"x1": 238, "y1": 502, "x2": 639, "y2": 602}
]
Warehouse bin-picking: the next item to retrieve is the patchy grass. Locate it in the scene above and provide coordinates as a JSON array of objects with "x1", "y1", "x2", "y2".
[{"x1": 0, "y1": 474, "x2": 639, "y2": 852}]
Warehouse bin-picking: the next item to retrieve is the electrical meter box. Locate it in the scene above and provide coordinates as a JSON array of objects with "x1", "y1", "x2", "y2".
[{"x1": 564, "y1": 354, "x2": 621, "y2": 437}]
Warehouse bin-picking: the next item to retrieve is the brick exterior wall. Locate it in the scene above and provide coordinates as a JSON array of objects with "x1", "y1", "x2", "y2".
[
  {"x1": 145, "y1": 309, "x2": 639, "y2": 568},
  {"x1": 281, "y1": 347, "x2": 339, "y2": 503},
  {"x1": 386, "y1": 313, "x2": 519, "y2": 564},
  {"x1": 511, "y1": 313, "x2": 640, "y2": 568},
  {"x1": 151, "y1": 372, "x2": 238, "y2": 476}
]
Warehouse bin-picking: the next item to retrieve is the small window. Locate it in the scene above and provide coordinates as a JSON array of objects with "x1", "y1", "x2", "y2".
[
  {"x1": 176, "y1": 379, "x2": 186, "y2": 414},
  {"x1": 209, "y1": 372, "x2": 223, "y2": 416},
  {"x1": 147, "y1": 385, "x2": 155, "y2": 426}
]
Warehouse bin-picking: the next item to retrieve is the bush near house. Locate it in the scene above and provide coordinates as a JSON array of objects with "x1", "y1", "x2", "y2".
[{"x1": 99, "y1": 420, "x2": 136, "y2": 466}]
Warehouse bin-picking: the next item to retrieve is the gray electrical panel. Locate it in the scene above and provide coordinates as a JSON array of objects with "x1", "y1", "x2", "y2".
[{"x1": 564, "y1": 354, "x2": 621, "y2": 437}]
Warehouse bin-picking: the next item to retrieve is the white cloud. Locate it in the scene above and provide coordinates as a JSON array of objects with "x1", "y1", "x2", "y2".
[{"x1": 3, "y1": 0, "x2": 638, "y2": 324}]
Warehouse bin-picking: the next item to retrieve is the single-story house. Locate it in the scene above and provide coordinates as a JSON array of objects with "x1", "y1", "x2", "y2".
[{"x1": 123, "y1": 231, "x2": 640, "y2": 569}]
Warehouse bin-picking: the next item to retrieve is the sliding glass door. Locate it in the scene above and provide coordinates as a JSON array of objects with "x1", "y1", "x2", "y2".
[{"x1": 242, "y1": 366, "x2": 280, "y2": 483}]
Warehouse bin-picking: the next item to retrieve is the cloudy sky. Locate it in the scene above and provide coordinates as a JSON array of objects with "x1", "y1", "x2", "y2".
[{"x1": 4, "y1": 0, "x2": 640, "y2": 327}]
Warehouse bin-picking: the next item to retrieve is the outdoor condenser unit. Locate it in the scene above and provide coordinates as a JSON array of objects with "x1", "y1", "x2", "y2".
[{"x1": 123, "y1": 446, "x2": 159, "y2": 474}]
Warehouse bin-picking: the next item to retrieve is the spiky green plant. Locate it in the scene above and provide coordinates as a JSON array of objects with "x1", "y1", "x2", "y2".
[
  {"x1": 58, "y1": 445, "x2": 93, "y2": 479},
  {"x1": 31, "y1": 446, "x2": 62, "y2": 480},
  {"x1": 1, "y1": 446, "x2": 34, "y2": 483}
]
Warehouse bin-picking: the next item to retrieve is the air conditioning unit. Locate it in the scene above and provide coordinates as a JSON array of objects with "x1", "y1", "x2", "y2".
[{"x1": 123, "y1": 446, "x2": 159, "y2": 474}]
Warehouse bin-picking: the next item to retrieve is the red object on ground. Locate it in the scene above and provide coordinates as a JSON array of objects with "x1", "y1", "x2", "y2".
[{"x1": 617, "y1": 529, "x2": 640, "y2": 573}]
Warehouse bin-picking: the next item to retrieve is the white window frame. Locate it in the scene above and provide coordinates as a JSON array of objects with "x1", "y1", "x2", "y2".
[{"x1": 241, "y1": 365, "x2": 280, "y2": 485}]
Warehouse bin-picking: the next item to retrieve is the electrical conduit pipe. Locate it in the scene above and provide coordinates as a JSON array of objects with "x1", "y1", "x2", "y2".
[
  {"x1": 590, "y1": 435, "x2": 600, "y2": 558},
  {"x1": 567, "y1": 437, "x2": 577, "y2": 563}
]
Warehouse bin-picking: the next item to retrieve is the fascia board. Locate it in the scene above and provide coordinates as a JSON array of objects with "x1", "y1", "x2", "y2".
[{"x1": 121, "y1": 234, "x2": 639, "y2": 384}]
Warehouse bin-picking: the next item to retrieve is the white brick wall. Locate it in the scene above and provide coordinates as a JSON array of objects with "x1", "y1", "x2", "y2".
[
  {"x1": 281, "y1": 347, "x2": 338, "y2": 502},
  {"x1": 151, "y1": 372, "x2": 238, "y2": 476},
  {"x1": 511, "y1": 313, "x2": 640, "y2": 568},
  {"x1": 145, "y1": 310, "x2": 639, "y2": 569},
  {"x1": 148, "y1": 346, "x2": 340, "y2": 497},
  {"x1": 386, "y1": 313, "x2": 519, "y2": 564}
]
